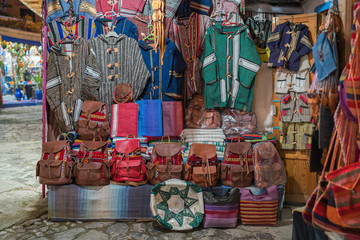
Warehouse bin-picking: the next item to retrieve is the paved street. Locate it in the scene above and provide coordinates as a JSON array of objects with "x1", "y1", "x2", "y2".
[{"x1": 0, "y1": 105, "x2": 296, "y2": 240}]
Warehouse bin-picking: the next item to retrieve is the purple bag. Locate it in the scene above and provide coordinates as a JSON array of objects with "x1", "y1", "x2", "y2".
[
  {"x1": 162, "y1": 101, "x2": 183, "y2": 136},
  {"x1": 239, "y1": 185, "x2": 278, "y2": 226}
]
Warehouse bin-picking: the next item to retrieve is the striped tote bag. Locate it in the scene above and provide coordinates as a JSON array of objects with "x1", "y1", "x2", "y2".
[
  {"x1": 239, "y1": 185, "x2": 278, "y2": 226},
  {"x1": 203, "y1": 188, "x2": 239, "y2": 228}
]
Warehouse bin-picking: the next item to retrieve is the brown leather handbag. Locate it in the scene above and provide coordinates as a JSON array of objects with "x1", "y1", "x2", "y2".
[
  {"x1": 113, "y1": 84, "x2": 134, "y2": 104},
  {"x1": 76, "y1": 101, "x2": 110, "y2": 141},
  {"x1": 185, "y1": 94, "x2": 221, "y2": 129},
  {"x1": 221, "y1": 109, "x2": 257, "y2": 136},
  {"x1": 184, "y1": 143, "x2": 220, "y2": 187},
  {"x1": 221, "y1": 142, "x2": 254, "y2": 187},
  {"x1": 36, "y1": 140, "x2": 75, "y2": 185},
  {"x1": 74, "y1": 141, "x2": 110, "y2": 186},
  {"x1": 147, "y1": 137, "x2": 183, "y2": 185}
]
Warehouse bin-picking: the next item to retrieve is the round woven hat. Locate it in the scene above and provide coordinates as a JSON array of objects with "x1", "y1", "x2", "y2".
[{"x1": 150, "y1": 179, "x2": 204, "y2": 231}]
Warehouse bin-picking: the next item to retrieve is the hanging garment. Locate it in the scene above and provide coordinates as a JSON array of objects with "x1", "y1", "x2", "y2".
[
  {"x1": 138, "y1": 39, "x2": 186, "y2": 101},
  {"x1": 142, "y1": 0, "x2": 182, "y2": 19},
  {"x1": 174, "y1": 12, "x2": 211, "y2": 97},
  {"x1": 274, "y1": 55, "x2": 310, "y2": 94},
  {"x1": 95, "y1": 16, "x2": 138, "y2": 40},
  {"x1": 318, "y1": 105, "x2": 334, "y2": 149},
  {"x1": 267, "y1": 21, "x2": 312, "y2": 72},
  {"x1": 211, "y1": 0, "x2": 239, "y2": 16},
  {"x1": 277, "y1": 92, "x2": 311, "y2": 123},
  {"x1": 255, "y1": 46, "x2": 270, "y2": 62},
  {"x1": 47, "y1": 16, "x2": 98, "y2": 51},
  {"x1": 46, "y1": 38, "x2": 101, "y2": 133},
  {"x1": 252, "y1": 63, "x2": 273, "y2": 132},
  {"x1": 95, "y1": 0, "x2": 146, "y2": 18},
  {"x1": 87, "y1": 34, "x2": 150, "y2": 116},
  {"x1": 129, "y1": 15, "x2": 175, "y2": 42},
  {"x1": 46, "y1": 0, "x2": 97, "y2": 23},
  {"x1": 246, "y1": 17, "x2": 272, "y2": 49},
  {"x1": 201, "y1": 23, "x2": 261, "y2": 111},
  {"x1": 176, "y1": 0, "x2": 212, "y2": 18},
  {"x1": 279, "y1": 122, "x2": 313, "y2": 150}
]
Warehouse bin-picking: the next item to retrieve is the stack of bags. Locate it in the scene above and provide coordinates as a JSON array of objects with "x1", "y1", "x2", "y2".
[{"x1": 112, "y1": 136, "x2": 150, "y2": 160}]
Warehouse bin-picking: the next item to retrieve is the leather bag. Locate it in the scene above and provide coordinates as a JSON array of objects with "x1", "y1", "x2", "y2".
[
  {"x1": 221, "y1": 142, "x2": 254, "y2": 187},
  {"x1": 147, "y1": 137, "x2": 183, "y2": 185},
  {"x1": 110, "y1": 135, "x2": 146, "y2": 186},
  {"x1": 36, "y1": 140, "x2": 74, "y2": 185},
  {"x1": 74, "y1": 141, "x2": 110, "y2": 186},
  {"x1": 203, "y1": 188, "x2": 239, "y2": 228},
  {"x1": 184, "y1": 143, "x2": 220, "y2": 187},
  {"x1": 113, "y1": 84, "x2": 134, "y2": 104},
  {"x1": 221, "y1": 109, "x2": 257, "y2": 136},
  {"x1": 253, "y1": 142, "x2": 286, "y2": 189},
  {"x1": 76, "y1": 100, "x2": 110, "y2": 141}
]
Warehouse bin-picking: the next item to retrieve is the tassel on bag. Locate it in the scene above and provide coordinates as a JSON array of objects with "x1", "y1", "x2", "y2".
[{"x1": 152, "y1": 0, "x2": 166, "y2": 65}]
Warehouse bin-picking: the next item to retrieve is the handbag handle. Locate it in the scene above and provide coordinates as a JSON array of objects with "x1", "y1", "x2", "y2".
[
  {"x1": 125, "y1": 134, "x2": 136, "y2": 139},
  {"x1": 161, "y1": 136, "x2": 171, "y2": 143}
]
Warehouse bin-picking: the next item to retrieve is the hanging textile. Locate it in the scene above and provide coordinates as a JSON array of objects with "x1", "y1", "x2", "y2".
[
  {"x1": 95, "y1": 16, "x2": 139, "y2": 40},
  {"x1": 46, "y1": 0, "x2": 97, "y2": 23},
  {"x1": 201, "y1": 23, "x2": 261, "y2": 111},
  {"x1": 95, "y1": 0, "x2": 146, "y2": 18},
  {"x1": 174, "y1": 12, "x2": 211, "y2": 97},
  {"x1": 246, "y1": 17, "x2": 272, "y2": 49},
  {"x1": 152, "y1": 0, "x2": 166, "y2": 65}
]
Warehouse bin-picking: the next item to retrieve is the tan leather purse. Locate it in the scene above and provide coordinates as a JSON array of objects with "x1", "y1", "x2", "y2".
[
  {"x1": 221, "y1": 142, "x2": 254, "y2": 187},
  {"x1": 113, "y1": 84, "x2": 134, "y2": 104},
  {"x1": 74, "y1": 141, "x2": 110, "y2": 186},
  {"x1": 185, "y1": 143, "x2": 220, "y2": 187},
  {"x1": 36, "y1": 140, "x2": 74, "y2": 185}
]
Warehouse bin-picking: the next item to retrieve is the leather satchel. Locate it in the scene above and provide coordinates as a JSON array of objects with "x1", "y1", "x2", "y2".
[
  {"x1": 253, "y1": 142, "x2": 286, "y2": 189},
  {"x1": 76, "y1": 100, "x2": 110, "y2": 141},
  {"x1": 221, "y1": 142, "x2": 254, "y2": 187},
  {"x1": 74, "y1": 141, "x2": 110, "y2": 186},
  {"x1": 147, "y1": 137, "x2": 183, "y2": 185},
  {"x1": 113, "y1": 84, "x2": 134, "y2": 104},
  {"x1": 110, "y1": 135, "x2": 146, "y2": 186},
  {"x1": 221, "y1": 109, "x2": 257, "y2": 136},
  {"x1": 185, "y1": 143, "x2": 220, "y2": 187},
  {"x1": 185, "y1": 94, "x2": 220, "y2": 129},
  {"x1": 36, "y1": 140, "x2": 74, "y2": 185}
]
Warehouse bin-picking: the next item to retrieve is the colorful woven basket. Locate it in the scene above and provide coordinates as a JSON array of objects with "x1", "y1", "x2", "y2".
[{"x1": 150, "y1": 179, "x2": 204, "y2": 231}]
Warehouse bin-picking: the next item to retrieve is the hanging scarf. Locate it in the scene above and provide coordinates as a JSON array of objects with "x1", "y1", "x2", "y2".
[{"x1": 152, "y1": 0, "x2": 166, "y2": 65}]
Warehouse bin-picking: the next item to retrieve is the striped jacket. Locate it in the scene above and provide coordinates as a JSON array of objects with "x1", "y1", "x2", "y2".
[
  {"x1": 267, "y1": 21, "x2": 312, "y2": 72},
  {"x1": 201, "y1": 24, "x2": 261, "y2": 111},
  {"x1": 87, "y1": 34, "x2": 150, "y2": 116},
  {"x1": 95, "y1": 16, "x2": 138, "y2": 41},
  {"x1": 46, "y1": 38, "x2": 101, "y2": 133},
  {"x1": 96, "y1": 0, "x2": 145, "y2": 18}
]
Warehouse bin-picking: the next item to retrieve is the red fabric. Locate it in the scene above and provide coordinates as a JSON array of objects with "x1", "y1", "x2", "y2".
[
  {"x1": 162, "y1": 101, "x2": 184, "y2": 136},
  {"x1": 110, "y1": 103, "x2": 138, "y2": 138}
]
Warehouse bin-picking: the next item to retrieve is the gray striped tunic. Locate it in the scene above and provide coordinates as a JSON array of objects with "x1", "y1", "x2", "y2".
[{"x1": 87, "y1": 34, "x2": 150, "y2": 116}]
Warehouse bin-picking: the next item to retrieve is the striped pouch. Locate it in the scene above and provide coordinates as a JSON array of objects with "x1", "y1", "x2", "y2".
[
  {"x1": 239, "y1": 185, "x2": 278, "y2": 226},
  {"x1": 203, "y1": 188, "x2": 239, "y2": 228}
]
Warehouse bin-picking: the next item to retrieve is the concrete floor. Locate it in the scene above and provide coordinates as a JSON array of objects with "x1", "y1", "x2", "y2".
[{"x1": 0, "y1": 105, "x2": 298, "y2": 240}]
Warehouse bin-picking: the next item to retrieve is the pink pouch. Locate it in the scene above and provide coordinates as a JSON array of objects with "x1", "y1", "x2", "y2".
[
  {"x1": 162, "y1": 101, "x2": 183, "y2": 136},
  {"x1": 240, "y1": 185, "x2": 278, "y2": 202}
]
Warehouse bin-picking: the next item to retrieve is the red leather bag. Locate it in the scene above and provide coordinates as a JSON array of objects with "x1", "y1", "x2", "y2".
[{"x1": 110, "y1": 135, "x2": 146, "y2": 186}]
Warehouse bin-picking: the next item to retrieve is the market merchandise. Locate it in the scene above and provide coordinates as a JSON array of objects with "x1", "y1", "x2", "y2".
[
  {"x1": 95, "y1": 16, "x2": 139, "y2": 40},
  {"x1": 221, "y1": 142, "x2": 253, "y2": 187},
  {"x1": 37, "y1": 140, "x2": 74, "y2": 185},
  {"x1": 221, "y1": 109, "x2": 257, "y2": 136},
  {"x1": 162, "y1": 101, "x2": 184, "y2": 136},
  {"x1": 203, "y1": 188, "x2": 239, "y2": 228},
  {"x1": 150, "y1": 179, "x2": 204, "y2": 230},
  {"x1": 75, "y1": 141, "x2": 110, "y2": 186},
  {"x1": 137, "y1": 99, "x2": 163, "y2": 137},
  {"x1": 76, "y1": 100, "x2": 110, "y2": 141},
  {"x1": 110, "y1": 103, "x2": 138, "y2": 137},
  {"x1": 113, "y1": 84, "x2": 134, "y2": 104},
  {"x1": 46, "y1": 0, "x2": 97, "y2": 23},
  {"x1": 146, "y1": 138, "x2": 183, "y2": 185}
]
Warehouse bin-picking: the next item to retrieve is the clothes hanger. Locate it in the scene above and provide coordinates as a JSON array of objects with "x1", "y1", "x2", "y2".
[
  {"x1": 59, "y1": 31, "x2": 78, "y2": 44},
  {"x1": 143, "y1": 25, "x2": 155, "y2": 42},
  {"x1": 221, "y1": 12, "x2": 242, "y2": 26},
  {"x1": 253, "y1": 12, "x2": 265, "y2": 22}
]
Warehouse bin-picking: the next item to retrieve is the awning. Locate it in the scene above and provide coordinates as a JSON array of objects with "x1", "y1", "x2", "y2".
[
  {"x1": 0, "y1": 26, "x2": 41, "y2": 46},
  {"x1": 1, "y1": 35, "x2": 41, "y2": 46},
  {"x1": 18, "y1": 0, "x2": 42, "y2": 17}
]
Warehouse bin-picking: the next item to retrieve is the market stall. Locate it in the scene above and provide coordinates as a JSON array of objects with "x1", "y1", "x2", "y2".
[{"x1": 35, "y1": 0, "x2": 360, "y2": 236}]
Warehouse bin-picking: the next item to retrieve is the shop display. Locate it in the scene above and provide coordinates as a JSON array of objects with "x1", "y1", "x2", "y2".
[
  {"x1": 239, "y1": 185, "x2": 278, "y2": 226},
  {"x1": 185, "y1": 143, "x2": 220, "y2": 187},
  {"x1": 146, "y1": 138, "x2": 183, "y2": 185},
  {"x1": 75, "y1": 141, "x2": 110, "y2": 186},
  {"x1": 203, "y1": 188, "x2": 239, "y2": 228},
  {"x1": 162, "y1": 101, "x2": 184, "y2": 136},
  {"x1": 76, "y1": 100, "x2": 110, "y2": 141},
  {"x1": 221, "y1": 142, "x2": 253, "y2": 187},
  {"x1": 37, "y1": 140, "x2": 74, "y2": 185},
  {"x1": 137, "y1": 99, "x2": 163, "y2": 137},
  {"x1": 110, "y1": 102, "x2": 138, "y2": 137},
  {"x1": 110, "y1": 135, "x2": 146, "y2": 185},
  {"x1": 253, "y1": 142, "x2": 286, "y2": 189},
  {"x1": 150, "y1": 179, "x2": 204, "y2": 231}
]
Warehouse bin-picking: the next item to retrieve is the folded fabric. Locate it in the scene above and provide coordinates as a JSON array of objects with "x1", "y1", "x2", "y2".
[
  {"x1": 183, "y1": 137, "x2": 226, "y2": 143},
  {"x1": 181, "y1": 128, "x2": 225, "y2": 135},
  {"x1": 112, "y1": 137, "x2": 148, "y2": 144}
]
